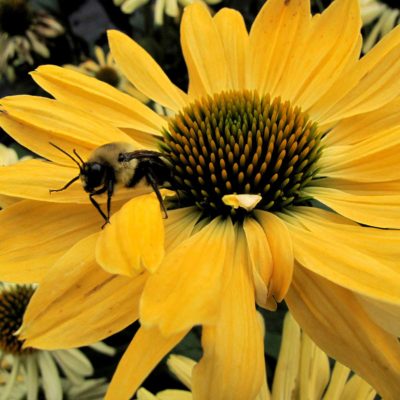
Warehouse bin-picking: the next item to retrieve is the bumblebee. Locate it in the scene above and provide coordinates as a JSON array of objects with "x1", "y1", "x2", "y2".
[{"x1": 50, "y1": 142, "x2": 171, "y2": 227}]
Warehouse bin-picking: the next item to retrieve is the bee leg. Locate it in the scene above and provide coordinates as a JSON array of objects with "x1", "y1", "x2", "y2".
[
  {"x1": 49, "y1": 175, "x2": 80, "y2": 193},
  {"x1": 89, "y1": 187, "x2": 109, "y2": 228},
  {"x1": 146, "y1": 173, "x2": 168, "y2": 219},
  {"x1": 106, "y1": 177, "x2": 115, "y2": 223}
]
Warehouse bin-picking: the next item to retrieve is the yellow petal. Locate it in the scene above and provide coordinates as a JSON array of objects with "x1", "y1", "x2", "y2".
[
  {"x1": 21, "y1": 234, "x2": 146, "y2": 348},
  {"x1": 283, "y1": 212, "x2": 400, "y2": 305},
  {"x1": 254, "y1": 211, "x2": 294, "y2": 303},
  {"x1": 317, "y1": 25, "x2": 400, "y2": 124},
  {"x1": 341, "y1": 375, "x2": 376, "y2": 400},
  {"x1": 180, "y1": 3, "x2": 229, "y2": 96},
  {"x1": 0, "y1": 159, "x2": 85, "y2": 202},
  {"x1": 164, "y1": 206, "x2": 201, "y2": 252},
  {"x1": 305, "y1": 185, "x2": 400, "y2": 228},
  {"x1": 318, "y1": 178, "x2": 400, "y2": 195},
  {"x1": 31, "y1": 65, "x2": 166, "y2": 137},
  {"x1": 256, "y1": 381, "x2": 270, "y2": 400},
  {"x1": 96, "y1": 193, "x2": 165, "y2": 276},
  {"x1": 136, "y1": 388, "x2": 158, "y2": 400},
  {"x1": 299, "y1": 334, "x2": 330, "y2": 400},
  {"x1": 324, "y1": 97, "x2": 400, "y2": 146},
  {"x1": 286, "y1": 266, "x2": 400, "y2": 400},
  {"x1": 293, "y1": 0, "x2": 361, "y2": 111},
  {"x1": 166, "y1": 355, "x2": 195, "y2": 390},
  {"x1": 321, "y1": 129, "x2": 400, "y2": 182},
  {"x1": 0, "y1": 143, "x2": 18, "y2": 164},
  {"x1": 0, "y1": 193, "x2": 21, "y2": 209},
  {"x1": 0, "y1": 200, "x2": 98, "y2": 283},
  {"x1": 140, "y1": 217, "x2": 235, "y2": 336},
  {"x1": 192, "y1": 228, "x2": 265, "y2": 400},
  {"x1": 156, "y1": 390, "x2": 192, "y2": 400},
  {"x1": 119, "y1": 127, "x2": 162, "y2": 150},
  {"x1": 356, "y1": 295, "x2": 400, "y2": 337},
  {"x1": 289, "y1": 206, "x2": 400, "y2": 269},
  {"x1": 0, "y1": 95, "x2": 136, "y2": 164},
  {"x1": 108, "y1": 30, "x2": 187, "y2": 112},
  {"x1": 213, "y1": 8, "x2": 248, "y2": 90},
  {"x1": 271, "y1": 313, "x2": 301, "y2": 400},
  {"x1": 77, "y1": 60, "x2": 99, "y2": 72},
  {"x1": 248, "y1": 0, "x2": 311, "y2": 98},
  {"x1": 0, "y1": 159, "x2": 135, "y2": 204},
  {"x1": 94, "y1": 46, "x2": 106, "y2": 65},
  {"x1": 105, "y1": 327, "x2": 187, "y2": 400},
  {"x1": 139, "y1": 390, "x2": 192, "y2": 400},
  {"x1": 323, "y1": 363, "x2": 351, "y2": 400},
  {"x1": 243, "y1": 217, "x2": 273, "y2": 310}
]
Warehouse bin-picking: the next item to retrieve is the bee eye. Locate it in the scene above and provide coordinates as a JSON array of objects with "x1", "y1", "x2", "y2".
[
  {"x1": 91, "y1": 163, "x2": 103, "y2": 174},
  {"x1": 84, "y1": 162, "x2": 105, "y2": 190}
]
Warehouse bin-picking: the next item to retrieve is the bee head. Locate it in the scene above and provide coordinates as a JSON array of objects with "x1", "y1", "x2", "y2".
[{"x1": 81, "y1": 162, "x2": 107, "y2": 193}]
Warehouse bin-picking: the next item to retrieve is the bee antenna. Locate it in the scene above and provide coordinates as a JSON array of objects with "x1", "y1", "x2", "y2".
[
  {"x1": 73, "y1": 149, "x2": 85, "y2": 165},
  {"x1": 49, "y1": 142, "x2": 84, "y2": 171}
]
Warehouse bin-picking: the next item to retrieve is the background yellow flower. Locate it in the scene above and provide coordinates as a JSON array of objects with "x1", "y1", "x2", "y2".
[{"x1": 64, "y1": 46, "x2": 149, "y2": 102}]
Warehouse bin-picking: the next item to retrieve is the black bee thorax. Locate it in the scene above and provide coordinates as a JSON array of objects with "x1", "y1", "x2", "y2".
[{"x1": 127, "y1": 159, "x2": 169, "y2": 188}]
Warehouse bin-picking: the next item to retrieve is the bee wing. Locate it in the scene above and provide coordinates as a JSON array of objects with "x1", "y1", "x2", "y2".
[{"x1": 118, "y1": 150, "x2": 164, "y2": 163}]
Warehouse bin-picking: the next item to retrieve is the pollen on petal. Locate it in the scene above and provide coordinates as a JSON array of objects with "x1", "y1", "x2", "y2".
[{"x1": 222, "y1": 193, "x2": 262, "y2": 211}]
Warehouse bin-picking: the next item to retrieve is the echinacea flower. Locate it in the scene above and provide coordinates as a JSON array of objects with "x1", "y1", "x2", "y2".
[
  {"x1": 0, "y1": 283, "x2": 115, "y2": 400},
  {"x1": 0, "y1": 0, "x2": 64, "y2": 81},
  {"x1": 64, "y1": 46, "x2": 148, "y2": 103},
  {"x1": 113, "y1": 0, "x2": 221, "y2": 25},
  {"x1": 0, "y1": 0, "x2": 400, "y2": 399},
  {"x1": 360, "y1": 0, "x2": 399, "y2": 52}
]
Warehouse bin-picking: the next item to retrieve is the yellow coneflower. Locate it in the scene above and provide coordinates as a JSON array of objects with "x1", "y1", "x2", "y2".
[
  {"x1": 64, "y1": 46, "x2": 148, "y2": 102},
  {"x1": 360, "y1": 0, "x2": 400, "y2": 52},
  {"x1": 0, "y1": 283, "x2": 115, "y2": 400},
  {"x1": 0, "y1": 0, "x2": 64, "y2": 81},
  {"x1": 113, "y1": 0, "x2": 222, "y2": 25},
  {"x1": 0, "y1": 0, "x2": 399, "y2": 399}
]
